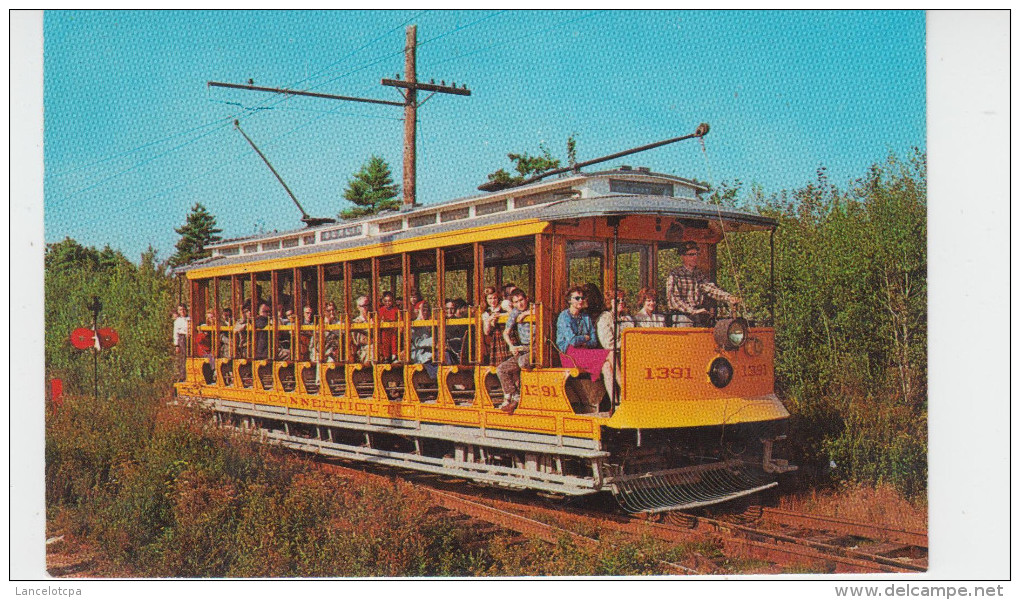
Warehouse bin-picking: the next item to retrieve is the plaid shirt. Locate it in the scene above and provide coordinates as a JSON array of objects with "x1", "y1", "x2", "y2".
[{"x1": 666, "y1": 265, "x2": 734, "y2": 313}]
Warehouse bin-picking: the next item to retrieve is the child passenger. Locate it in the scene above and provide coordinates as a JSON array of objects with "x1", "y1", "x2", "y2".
[{"x1": 495, "y1": 289, "x2": 533, "y2": 414}]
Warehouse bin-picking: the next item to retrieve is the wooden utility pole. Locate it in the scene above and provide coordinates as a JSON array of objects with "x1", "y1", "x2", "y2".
[
  {"x1": 403, "y1": 25, "x2": 418, "y2": 208},
  {"x1": 382, "y1": 26, "x2": 470, "y2": 207},
  {"x1": 209, "y1": 24, "x2": 469, "y2": 214}
]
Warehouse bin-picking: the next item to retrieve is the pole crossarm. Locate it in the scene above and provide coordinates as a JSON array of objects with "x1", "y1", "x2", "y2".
[
  {"x1": 380, "y1": 78, "x2": 471, "y2": 96},
  {"x1": 208, "y1": 80, "x2": 405, "y2": 107},
  {"x1": 207, "y1": 25, "x2": 470, "y2": 209}
]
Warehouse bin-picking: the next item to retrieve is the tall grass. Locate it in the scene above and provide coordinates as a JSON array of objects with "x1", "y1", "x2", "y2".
[{"x1": 47, "y1": 394, "x2": 715, "y2": 576}]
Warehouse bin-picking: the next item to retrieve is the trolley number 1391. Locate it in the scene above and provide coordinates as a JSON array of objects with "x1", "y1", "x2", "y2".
[{"x1": 643, "y1": 367, "x2": 694, "y2": 380}]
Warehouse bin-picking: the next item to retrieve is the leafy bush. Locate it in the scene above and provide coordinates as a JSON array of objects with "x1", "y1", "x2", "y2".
[
  {"x1": 45, "y1": 240, "x2": 176, "y2": 398},
  {"x1": 716, "y1": 151, "x2": 927, "y2": 498}
]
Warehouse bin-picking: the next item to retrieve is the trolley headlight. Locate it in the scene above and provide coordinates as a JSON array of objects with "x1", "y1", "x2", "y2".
[
  {"x1": 713, "y1": 317, "x2": 748, "y2": 350},
  {"x1": 708, "y1": 357, "x2": 734, "y2": 388}
]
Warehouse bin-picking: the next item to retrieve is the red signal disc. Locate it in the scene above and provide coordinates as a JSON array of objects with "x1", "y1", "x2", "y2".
[
  {"x1": 70, "y1": 328, "x2": 96, "y2": 350},
  {"x1": 98, "y1": 328, "x2": 120, "y2": 349}
]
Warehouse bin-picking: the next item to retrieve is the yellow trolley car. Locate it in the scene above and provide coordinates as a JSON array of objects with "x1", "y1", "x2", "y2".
[{"x1": 175, "y1": 164, "x2": 794, "y2": 512}]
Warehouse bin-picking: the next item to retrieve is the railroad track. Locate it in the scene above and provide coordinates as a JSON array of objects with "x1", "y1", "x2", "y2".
[
  {"x1": 314, "y1": 457, "x2": 926, "y2": 574},
  {"x1": 318, "y1": 462, "x2": 705, "y2": 574},
  {"x1": 427, "y1": 488, "x2": 925, "y2": 574},
  {"x1": 429, "y1": 487, "x2": 701, "y2": 575},
  {"x1": 663, "y1": 509, "x2": 927, "y2": 574},
  {"x1": 758, "y1": 507, "x2": 928, "y2": 548}
]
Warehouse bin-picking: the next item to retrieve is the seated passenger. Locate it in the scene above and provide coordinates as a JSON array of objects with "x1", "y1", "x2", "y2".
[
  {"x1": 456, "y1": 299, "x2": 474, "y2": 363},
  {"x1": 555, "y1": 286, "x2": 599, "y2": 353},
  {"x1": 409, "y1": 302, "x2": 439, "y2": 379},
  {"x1": 632, "y1": 287, "x2": 665, "y2": 327},
  {"x1": 219, "y1": 307, "x2": 234, "y2": 358},
  {"x1": 192, "y1": 310, "x2": 217, "y2": 382},
  {"x1": 500, "y1": 282, "x2": 518, "y2": 312},
  {"x1": 233, "y1": 305, "x2": 252, "y2": 358},
  {"x1": 298, "y1": 305, "x2": 314, "y2": 360},
  {"x1": 582, "y1": 283, "x2": 605, "y2": 322},
  {"x1": 597, "y1": 289, "x2": 634, "y2": 403},
  {"x1": 197, "y1": 310, "x2": 215, "y2": 359},
  {"x1": 481, "y1": 286, "x2": 509, "y2": 366},
  {"x1": 444, "y1": 297, "x2": 469, "y2": 364},
  {"x1": 276, "y1": 307, "x2": 294, "y2": 360},
  {"x1": 597, "y1": 289, "x2": 634, "y2": 349},
  {"x1": 320, "y1": 300, "x2": 340, "y2": 361},
  {"x1": 666, "y1": 241, "x2": 742, "y2": 326},
  {"x1": 408, "y1": 288, "x2": 424, "y2": 313},
  {"x1": 253, "y1": 303, "x2": 272, "y2": 359},
  {"x1": 495, "y1": 289, "x2": 534, "y2": 414},
  {"x1": 377, "y1": 291, "x2": 400, "y2": 362},
  {"x1": 351, "y1": 296, "x2": 374, "y2": 363}
]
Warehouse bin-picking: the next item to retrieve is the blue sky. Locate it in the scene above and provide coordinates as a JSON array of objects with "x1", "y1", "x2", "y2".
[{"x1": 43, "y1": 10, "x2": 926, "y2": 261}]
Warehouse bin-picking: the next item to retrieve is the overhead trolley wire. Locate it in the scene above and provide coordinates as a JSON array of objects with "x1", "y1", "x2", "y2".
[
  {"x1": 48, "y1": 12, "x2": 423, "y2": 208},
  {"x1": 291, "y1": 11, "x2": 429, "y2": 92},
  {"x1": 418, "y1": 10, "x2": 508, "y2": 48},
  {"x1": 209, "y1": 100, "x2": 404, "y2": 121},
  {"x1": 47, "y1": 117, "x2": 239, "y2": 209},
  {"x1": 314, "y1": 10, "x2": 505, "y2": 92},
  {"x1": 52, "y1": 11, "x2": 510, "y2": 213},
  {"x1": 47, "y1": 114, "x2": 238, "y2": 180},
  {"x1": 122, "y1": 90, "x2": 392, "y2": 214},
  {"x1": 172, "y1": 12, "x2": 497, "y2": 214},
  {"x1": 429, "y1": 10, "x2": 600, "y2": 68},
  {"x1": 215, "y1": 10, "x2": 509, "y2": 191},
  {"x1": 225, "y1": 10, "x2": 429, "y2": 122}
]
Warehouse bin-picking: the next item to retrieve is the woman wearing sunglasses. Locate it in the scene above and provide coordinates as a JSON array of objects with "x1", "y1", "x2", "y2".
[{"x1": 555, "y1": 286, "x2": 599, "y2": 353}]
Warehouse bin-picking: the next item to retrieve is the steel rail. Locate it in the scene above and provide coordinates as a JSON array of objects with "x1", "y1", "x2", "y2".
[
  {"x1": 670, "y1": 512, "x2": 926, "y2": 573},
  {"x1": 760, "y1": 507, "x2": 928, "y2": 549},
  {"x1": 264, "y1": 439, "x2": 923, "y2": 574},
  {"x1": 427, "y1": 489, "x2": 700, "y2": 575},
  {"x1": 317, "y1": 461, "x2": 698, "y2": 574},
  {"x1": 433, "y1": 489, "x2": 896, "y2": 574}
]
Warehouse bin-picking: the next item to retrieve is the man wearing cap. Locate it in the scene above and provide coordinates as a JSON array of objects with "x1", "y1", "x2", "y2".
[{"x1": 666, "y1": 241, "x2": 741, "y2": 326}]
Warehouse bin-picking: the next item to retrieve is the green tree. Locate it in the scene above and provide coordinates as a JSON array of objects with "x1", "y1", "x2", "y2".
[
  {"x1": 45, "y1": 238, "x2": 176, "y2": 398},
  {"x1": 46, "y1": 237, "x2": 101, "y2": 273},
  {"x1": 566, "y1": 133, "x2": 578, "y2": 169},
  {"x1": 170, "y1": 203, "x2": 222, "y2": 267},
  {"x1": 340, "y1": 156, "x2": 400, "y2": 219},
  {"x1": 485, "y1": 143, "x2": 561, "y2": 190}
]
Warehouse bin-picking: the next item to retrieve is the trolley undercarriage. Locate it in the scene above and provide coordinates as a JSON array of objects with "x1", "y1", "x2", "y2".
[{"x1": 184, "y1": 394, "x2": 793, "y2": 512}]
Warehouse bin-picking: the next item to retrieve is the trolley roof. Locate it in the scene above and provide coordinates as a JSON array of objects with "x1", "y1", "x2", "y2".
[{"x1": 177, "y1": 168, "x2": 776, "y2": 275}]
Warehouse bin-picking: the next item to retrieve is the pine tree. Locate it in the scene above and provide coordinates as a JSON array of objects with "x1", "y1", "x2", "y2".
[
  {"x1": 340, "y1": 156, "x2": 400, "y2": 219},
  {"x1": 46, "y1": 237, "x2": 100, "y2": 272},
  {"x1": 169, "y1": 202, "x2": 222, "y2": 267}
]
